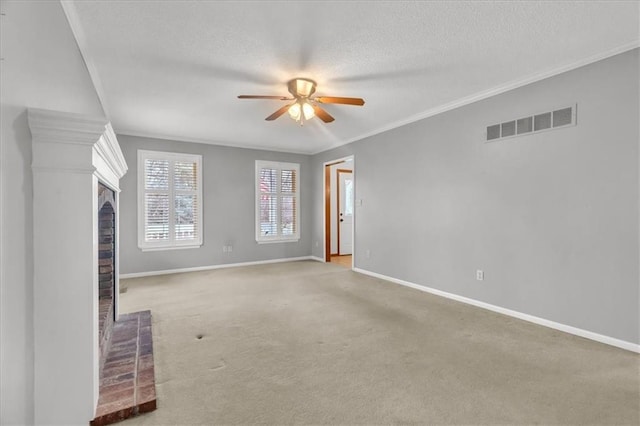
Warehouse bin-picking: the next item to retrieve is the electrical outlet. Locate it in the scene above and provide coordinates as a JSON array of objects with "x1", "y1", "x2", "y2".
[
  {"x1": 227, "y1": 245, "x2": 233, "y2": 253},
  {"x1": 315, "y1": 241, "x2": 319, "y2": 247},
  {"x1": 365, "y1": 249, "x2": 371, "y2": 259},
  {"x1": 476, "y1": 270, "x2": 484, "y2": 281},
  {"x1": 222, "y1": 246, "x2": 227, "y2": 253}
]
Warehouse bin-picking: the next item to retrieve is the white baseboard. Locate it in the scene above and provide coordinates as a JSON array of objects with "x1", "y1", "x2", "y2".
[
  {"x1": 353, "y1": 267, "x2": 640, "y2": 354},
  {"x1": 121, "y1": 256, "x2": 315, "y2": 279},
  {"x1": 309, "y1": 256, "x2": 324, "y2": 262}
]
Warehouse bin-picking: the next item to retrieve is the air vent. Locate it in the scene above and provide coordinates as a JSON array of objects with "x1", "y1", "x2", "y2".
[
  {"x1": 486, "y1": 104, "x2": 576, "y2": 142},
  {"x1": 501, "y1": 121, "x2": 516, "y2": 137},
  {"x1": 516, "y1": 117, "x2": 532, "y2": 134},
  {"x1": 553, "y1": 107, "x2": 572, "y2": 127},
  {"x1": 534, "y1": 112, "x2": 551, "y2": 131}
]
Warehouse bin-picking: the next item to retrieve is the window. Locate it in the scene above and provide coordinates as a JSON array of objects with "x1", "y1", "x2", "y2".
[
  {"x1": 138, "y1": 150, "x2": 203, "y2": 251},
  {"x1": 256, "y1": 160, "x2": 300, "y2": 243}
]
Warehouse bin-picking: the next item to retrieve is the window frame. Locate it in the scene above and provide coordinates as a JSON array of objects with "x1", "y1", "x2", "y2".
[
  {"x1": 255, "y1": 160, "x2": 301, "y2": 244},
  {"x1": 137, "y1": 149, "x2": 203, "y2": 251}
]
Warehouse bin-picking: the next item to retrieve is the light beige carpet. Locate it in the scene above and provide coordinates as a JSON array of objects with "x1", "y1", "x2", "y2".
[{"x1": 119, "y1": 260, "x2": 639, "y2": 425}]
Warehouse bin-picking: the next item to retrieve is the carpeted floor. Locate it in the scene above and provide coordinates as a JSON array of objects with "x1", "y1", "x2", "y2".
[{"x1": 119, "y1": 260, "x2": 639, "y2": 425}]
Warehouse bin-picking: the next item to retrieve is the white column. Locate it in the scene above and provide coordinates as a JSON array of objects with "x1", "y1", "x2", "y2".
[{"x1": 28, "y1": 109, "x2": 127, "y2": 425}]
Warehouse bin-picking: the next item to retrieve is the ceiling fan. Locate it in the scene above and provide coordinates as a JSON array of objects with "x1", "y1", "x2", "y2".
[{"x1": 238, "y1": 78, "x2": 365, "y2": 124}]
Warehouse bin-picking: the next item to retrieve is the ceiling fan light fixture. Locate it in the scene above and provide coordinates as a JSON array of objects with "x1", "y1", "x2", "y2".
[
  {"x1": 288, "y1": 102, "x2": 301, "y2": 121},
  {"x1": 288, "y1": 101, "x2": 315, "y2": 122},
  {"x1": 302, "y1": 102, "x2": 315, "y2": 120}
]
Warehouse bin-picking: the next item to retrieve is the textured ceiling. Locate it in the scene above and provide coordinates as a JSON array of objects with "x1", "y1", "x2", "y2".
[{"x1": 66, "y1": 1, "x2": 639, "y2": 154}]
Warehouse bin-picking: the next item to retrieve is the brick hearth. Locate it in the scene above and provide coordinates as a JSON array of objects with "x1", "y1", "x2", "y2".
[{"x1": 91, "y1": 311, "x2": 157, "y2": 426}]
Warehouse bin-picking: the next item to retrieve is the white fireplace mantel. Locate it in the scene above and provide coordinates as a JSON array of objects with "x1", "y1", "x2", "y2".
[
  {"x1": 28, "y1": 108, "x2": 127, "y2": 425},
  {"x1": 29, "y1": 108, "x2": 127, "y2": 189}
]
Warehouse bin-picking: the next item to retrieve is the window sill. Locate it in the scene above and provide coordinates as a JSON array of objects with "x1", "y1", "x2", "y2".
[
  {"x1": 139, "y1": 244, "x2": 202, "y2": 252},
  {"x1": 256, "y1": 238, "x2": 300, "y2": 245}
]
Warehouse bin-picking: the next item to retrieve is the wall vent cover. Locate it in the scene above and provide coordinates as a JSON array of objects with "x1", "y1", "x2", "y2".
[{"x1": 486, "y1": 104, "x2": 577, "y2": 142}]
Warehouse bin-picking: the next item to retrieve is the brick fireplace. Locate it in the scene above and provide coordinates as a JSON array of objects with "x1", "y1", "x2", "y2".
[{"x1": 98, "y1": 184, "x2": 116, "y2": 370}]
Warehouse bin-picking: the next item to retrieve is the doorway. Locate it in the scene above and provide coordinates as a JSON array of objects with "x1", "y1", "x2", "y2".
[
  {"x1": 324, "y1": 156, "x2": 354, "y2": 268},
  {"x1": 337, "y1": 169, "x2": 353, "y2": 255}
]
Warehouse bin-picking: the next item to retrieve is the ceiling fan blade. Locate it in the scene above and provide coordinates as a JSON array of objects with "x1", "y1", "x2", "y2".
[
  {"x1": 238, "y1": 95, "x2": 292, "y2": 100},
  {"x1": 312, "y1": 105, "x2": 335, "y2": 123},
  {"x1": 315, "y1": 96, "x2": 365, "y2": 106},
  {"x1": 265, "y1": 103, "x2": 294, "y2": 121}
]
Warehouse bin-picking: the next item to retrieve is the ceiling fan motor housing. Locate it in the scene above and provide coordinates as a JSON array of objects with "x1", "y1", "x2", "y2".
[{"x1": 288, "y1": 78, "x2": 316, "y2": 98}]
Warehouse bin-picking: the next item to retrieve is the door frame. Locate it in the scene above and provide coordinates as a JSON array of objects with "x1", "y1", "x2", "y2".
[
  {"x1": 336, "y1": 168, "x2": 353, "y2": 255},
  {"x1": 323, "y1": 155, "x2": 355, "y2": 268}
]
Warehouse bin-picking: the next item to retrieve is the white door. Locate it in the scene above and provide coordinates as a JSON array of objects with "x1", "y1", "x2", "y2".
[{"x1": 338, "y1": 170, "x2": 353, "y2": 255}]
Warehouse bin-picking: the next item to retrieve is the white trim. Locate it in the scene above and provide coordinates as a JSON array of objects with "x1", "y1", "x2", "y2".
[
  {"x1": 137, "y1": 149, "x2": 203, "y2": 251},
  {"x1": 120, "y1": 256, "x2": 315, "y2": 279},
  {"x1": 322, "y1": 156, "x2": 355, "y2": 264},
  {"x1": 309, "y1": 256, "x2": 324, "y2": 262},
  {"x1": 311, "y1": 42, "x2": 640, "y2": 155},
  {"x1": 256, "y1": 238, "x2": 300, "y2": 245},
  {"x1": 60, "y1": 0, "x2": 111, "y2": 120},
  {"x1": 353, "y1": 267, "x2": 640, "y2": 354},
  {"x1": 140, "y1": 244, "x2": 202, "y2": 252},
  {"x1": 28, "y1": 108, "x2": 128, "y2": 190},
  {"x1": 322, "y1": 155, "x2": 355, "y2": 166},
  {"x1": 96, "y1": 123, "x2": 128, "y2": 180},
  {"x1": 118, "y1": 129, "x2": 312, "y2": 155},
  {"x1": 58, "y1": 26, "x2": 637, "y2": 158},
  {"x1": 28, "y1": 108, "x2": 107, "y2": 146}
]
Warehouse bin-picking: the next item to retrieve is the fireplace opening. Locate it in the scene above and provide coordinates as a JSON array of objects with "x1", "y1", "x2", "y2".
[{"x1": 98, "y1": 183, "x2": 116, "y2": 370}]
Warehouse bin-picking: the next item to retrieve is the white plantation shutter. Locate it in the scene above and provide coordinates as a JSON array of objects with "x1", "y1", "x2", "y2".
[
  {"x1": 138, "y1": 151, "x2": 203, "y2": 250},
  {"x1": 174, "y1": 161, "x2": 199, "y2": 241},
  {"x1": 256, "y1": 161, "x2": 300, "y2": 242},
  {"x1": 144, "y1": 159, "x2": 170, "y2": 241},
  {"x1": 259, "y1": 168, "x2": 278, "y2": 237},
  {"x1": 280, "y1": 168, "x2": 297, "y2": 236}
]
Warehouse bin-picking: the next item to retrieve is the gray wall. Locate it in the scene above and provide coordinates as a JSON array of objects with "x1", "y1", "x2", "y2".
[
  {"x1": 0, "y1": 2, "x2": 106, "y2": 424},
  {"x1": 311, "y1": 48, "x2": 639, "y2": 345},
  {"x1": 0, "y1": 5, "x2": 636, "y2": 423},
  {"x1": 118, "y1": 135, "x2": 312, "y2": 274}
]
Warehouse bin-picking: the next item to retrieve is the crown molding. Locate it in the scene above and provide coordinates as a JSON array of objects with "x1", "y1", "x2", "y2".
[
  {"x1": 312, "y1": 41, "x2": 640, "y2": 155},
  {"x1": 60, "y1": 0, "x2": 111, "y2": 121},
  {"x1": 56, "y1": 1, "x2": 639, "y2": 158},
  {"x1": 96, "y1": 123, "x2": 128, "y2": 179},
  {"x1": 116, "y1": 129, "x2": 314, "y2": 155}
]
